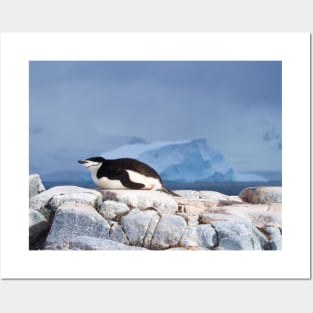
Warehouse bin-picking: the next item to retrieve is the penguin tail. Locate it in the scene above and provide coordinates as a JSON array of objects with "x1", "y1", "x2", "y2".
[{"x1": 161, "y1": 186, "x2": 181, "y2": 197}]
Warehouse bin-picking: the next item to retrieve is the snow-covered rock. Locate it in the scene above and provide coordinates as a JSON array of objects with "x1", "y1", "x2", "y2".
[{"x1": 102, "y1": 138, "x2": 234, "y2": 182}]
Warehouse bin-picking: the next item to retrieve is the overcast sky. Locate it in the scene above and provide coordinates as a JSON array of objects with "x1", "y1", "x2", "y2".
[{"x1": 29, "y1": 61, "x2": 282, "y2": 174}]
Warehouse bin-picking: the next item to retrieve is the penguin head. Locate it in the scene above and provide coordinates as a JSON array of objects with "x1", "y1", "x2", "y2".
[{"x1": 78, "y1": 156, "x2": 105, "y2": 172}]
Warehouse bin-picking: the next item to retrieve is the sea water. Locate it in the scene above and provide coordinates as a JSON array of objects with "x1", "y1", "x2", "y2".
[{"x1": 42, "y1": 180, "x2": 282, "y2": 196}]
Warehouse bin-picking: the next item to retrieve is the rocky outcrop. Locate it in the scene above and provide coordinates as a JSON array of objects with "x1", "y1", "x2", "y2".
[
  {"x1": 100, "y1": 189, "x2": 178, "y2": 214},
  {"x1": 29, "y1": 175, "x2": 282, "y2": 250},
  {"x1": 121, "y1": 209, "x2": 158, "y2": 247},
  {"x1": 99, "y1": 200, "x2": 130, "y2": 221},
  {"x1": 150, "y1": 214, "x2": 186, "y2": 250},
  {"x1": 46, "y1": 236, "x2": 146, "y2": 250},
  {"x1": 211, "y1": 220, "x2": 268, "y2": 250},
  {"x1": 29, "y1": 174, "x2": 46, "y2": 198},
  {"x1": 29, "y1": 185, "x2": 103, "y2": 249},
  {"x1": 239, "y1": 186, "x2": 282, "y2": 204},
  {"x1": 29, "y1": 185, "x2": 103, "y2": 220},
  {"x1": 44, "y1": 203, "x2": 110, "y2": 249},
  {"x1": 179, "y1": 224, "x2": 217, "y2": 249},
  {"x1": 29, "y1": 209, "x2": 49, "y2": 245}
]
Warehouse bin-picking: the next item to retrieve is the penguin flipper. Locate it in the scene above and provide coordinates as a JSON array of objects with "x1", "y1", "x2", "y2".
[{"x1": 107, "y1": 169, "x2": 145, "y2": 189}]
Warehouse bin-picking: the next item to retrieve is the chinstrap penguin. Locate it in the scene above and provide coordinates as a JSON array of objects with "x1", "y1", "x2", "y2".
[{"x1": 78, "y1": 156, "x2": 179, "y2": 196}]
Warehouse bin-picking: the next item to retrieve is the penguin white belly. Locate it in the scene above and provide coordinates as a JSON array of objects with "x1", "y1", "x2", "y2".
[
  {"x1": 91, "y1": 170, "x2": 162, "y2": 190},
  {"x1": 94, "y1": 176, "x2": 126, "y2": 189},
  {"x1": 126, "y1": 170, "x2": 163, "y2": 190}
]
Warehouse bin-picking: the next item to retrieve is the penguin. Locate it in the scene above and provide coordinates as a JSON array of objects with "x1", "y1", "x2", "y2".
[{"x1": 78, "y1": 156, "x2": 179, "y2": 196}]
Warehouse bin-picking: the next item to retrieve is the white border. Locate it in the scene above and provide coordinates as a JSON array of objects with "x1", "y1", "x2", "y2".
[{"x1": 0, "y1": 33, "x2": 310, "y2": 279}]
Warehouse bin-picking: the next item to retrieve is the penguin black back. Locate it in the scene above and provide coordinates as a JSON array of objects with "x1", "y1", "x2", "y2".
[{"x1": 97, "y1": 158, "x2": 162, "y2": 181}]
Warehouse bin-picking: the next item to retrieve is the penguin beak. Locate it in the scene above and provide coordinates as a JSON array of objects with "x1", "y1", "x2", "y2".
[{"x1": 78, "y1": 159, "x2": 99, "y2": 169}]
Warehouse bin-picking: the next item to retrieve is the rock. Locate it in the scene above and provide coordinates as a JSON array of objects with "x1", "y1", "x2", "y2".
[
  {"x1": 176, "y1": 213, "x2": 199, "y2": 226},
  {"x1": 99, "y1": 200, "x2": 130, "y2": 221},
  {"x1": 199, "y1": 191, "x2": 244, "y2": 205},
  {"x1": 175, "y1": 198, "x2": 218, "y2": 214},
  {"x1": 179, "y1": 224, "x2": 218, "y2": 249},
  {"x1": 150, "y1": 214, "x2": 186, "y2": 250},
  {"x1": 27, "y1": 181, "x2": 282, "y2": 251},
  {"x1": 209, "y1": 203, "x2": 282, "y2": 229},
  {"x1": 45, "y1": 236, "x2": 146, "y2": 250},
  {"x1": 100, "y1": 190, "x2": 178, "y2": 214},
  {"x1": 44, "y1": 203, "x2": 110, "y2": 249},
  {"x1": 200, "y1": 212, "x2": 250, "y2": 224},
  {"x1": 29, "y1": 209, "x2": 49, "y2": 244},
  {"x1": 49, "y1": 192, "x2": 103, "y2": 212},
  {"x1": 109, "y1": 222, "x2": 130, "y2": 245},
  {"x1": 29, "y1": 174, "x2": 46, "y2": 198},
  {"x1": 29, "y1": 186, "x2": 103, "y2": 220},
  {"x1": 239, "y1": 186, "x2": 282, "y2": 204},
  {"x1": 143, "y1": 214, "x2": 161, "y2": 249},
  {"x1": 199, "y1": 190, "x2": 229, "y2": 200},
  {"x1": 211, "y1": 203, "x2": 280, "y2": 217},
  {"x1": 121, "y1": 209, "x2": 157, "y2": 246},
  {"x1": 268, "y1": 203, "x2": 282, "y2": 213},
  {"x1": 215, "y1": 203, "x2": 270, "y2": 215},
  {"x1": 247, "y1": 210, "x2": 282, "y2": 228},
  {"x1": 166, "y1": 247, "x2": 208, "y2": 251},
  {"x1": 228, "y1": 196, "x2": 245, "y2": 203},
  {"x1": 174, "y1": 190, "x2": 200, "y2": 198},
  {"x1": 211, "y1": 221, "x2": 268, "y2": 250},
  {"x1": 262, "y1": 227, "x2": 282, "y2": 250},
  {"x1": 29, "y1": 208, "x2": 48, "y2": 228}
]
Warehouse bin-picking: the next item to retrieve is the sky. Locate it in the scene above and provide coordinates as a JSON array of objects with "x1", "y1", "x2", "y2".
[{"x1": 29, "y1": 61, "x2": 282, "y2": 175}]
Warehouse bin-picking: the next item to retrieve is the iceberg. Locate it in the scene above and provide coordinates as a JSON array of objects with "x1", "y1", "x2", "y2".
[{"x1": 102, "y1": 138, "x2": 234, "y2": 183}]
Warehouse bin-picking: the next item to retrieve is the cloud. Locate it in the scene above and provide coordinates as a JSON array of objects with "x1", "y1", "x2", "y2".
[{"x1": 29, "y1": 61, "x2": 282, "y2": 174}]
